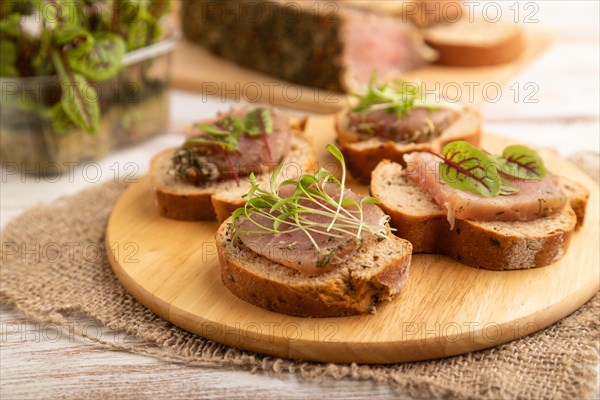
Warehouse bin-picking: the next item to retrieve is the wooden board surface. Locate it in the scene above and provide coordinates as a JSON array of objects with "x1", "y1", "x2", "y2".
[
  {"x1": 171, "y1": 27, "x2": 553, "y2": 113},
  {"x1": 105, "y1": 115, "x2": 599, "y2": 364}
]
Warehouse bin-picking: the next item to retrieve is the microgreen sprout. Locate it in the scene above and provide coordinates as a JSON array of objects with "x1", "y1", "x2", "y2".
[
  {"x1": 351, "y1": 72, "x2": 464, "y2": 118},
  {"x1": 352, "y1": 73, "x2": 420, "y2": 118},
  {"x1": 231, "y1": 145, "x2": 389, "y2": 256},
  {"x1": 187, "y1": 107, "x2": 273, "y2": 153},
  {"x1": 183, "y1": 108, "x2": 275, "y2": 186}
]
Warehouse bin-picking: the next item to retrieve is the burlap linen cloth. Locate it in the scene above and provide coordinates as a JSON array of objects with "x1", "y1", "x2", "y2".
[{"x1": 1, "y1": 152, "x2": 598, "y2": 399}]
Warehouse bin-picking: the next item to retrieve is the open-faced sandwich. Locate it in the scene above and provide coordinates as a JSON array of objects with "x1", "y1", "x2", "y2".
[
  {"x1": 150, "y1": 107, "x2": 314, "y2": 222},
  {"x1": 371, "y1": 141, "x2": 590, "y2": 270},
  {"x1": 216, "y1": 145, "x2": 413, "y2": 317},
  {"x1": 336, "y1": 75, "x2": 482, "y2": 182}
]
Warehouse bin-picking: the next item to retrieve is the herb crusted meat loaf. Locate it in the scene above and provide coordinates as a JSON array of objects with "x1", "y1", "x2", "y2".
[{"x1": 181, "y1": 0, "x2": 429, "y2": 92}]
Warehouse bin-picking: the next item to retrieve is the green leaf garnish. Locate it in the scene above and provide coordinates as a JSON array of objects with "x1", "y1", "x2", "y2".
[
  {"x1": 352, "y1": 72, "x2": 420, "y2": 118},
  {"x1": 187, "y1": 108, "x2": 274, "y2": 153},
  {"x1": 186, "y1": 133, "x2": 240, "y2": 153},
  {"x1": 231, "y1": 145, "x2": 389, "y2": 253},
  {"x1": 244, "y1": 107, "x2": 273, "y2": 136},
  {"x1": 194, "y1": 123, "x2": 230, "y2": 136},
  {"x1": 183, "y1": 108, "x2": 276, "y2": 186},
  {"x1": 351, "y1": 72, "x2": 465, "y2": 123},
  {"x1": 496, "y1": 145, "x2": 547, "y2": 180},
  {"x1": 439, "y1": 141, "x2": 501, "y2": 198},
  {"x1": 435, "y1": 142, "x2": 547, "y2": 197},
  {"x1": 325, "y1": 143, "x2": 346, "y2": 232}
]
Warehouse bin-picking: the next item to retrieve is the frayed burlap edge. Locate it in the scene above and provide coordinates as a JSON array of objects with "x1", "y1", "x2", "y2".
[{"x1": 1, "y1": 152, "x2": 598, "y2": 399}]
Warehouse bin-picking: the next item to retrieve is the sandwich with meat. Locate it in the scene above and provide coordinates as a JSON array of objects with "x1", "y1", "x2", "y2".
[
  {"x1": 216, "y1": 145, "x2": 412, "y2": 317},
  {"x1": 150, "y1": 107, "x2": 315, "y2": 222},
  {"x1": 370, "y1": 141, "x2": 590, "y2": 270},
  {"x1": 336, "y1": 75, "x2": 482, "y2": 182}
]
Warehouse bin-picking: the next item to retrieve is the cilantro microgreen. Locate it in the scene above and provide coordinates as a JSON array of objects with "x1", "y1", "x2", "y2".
[
  {"x1": 231, "y1": 145, "x2": 389, "y2": 252},
  {"x1": 351, "y1": 72, "x2": 464, "y2": 120},
  {"x1": 185, "y1": 132, "x2": 240, "y2": 153},
  {"x1": 186, "y1": 108, "x2": 274, "y2": 153},
  {"x1": 244, "y1": 107, "x2": 273, "y2": 136},
  {"x1": 183, "y1": 108, "x2": 275, "y2": 186},
  {"x1": 352, "y1": 72, "x2": 420, "y2": 118}
]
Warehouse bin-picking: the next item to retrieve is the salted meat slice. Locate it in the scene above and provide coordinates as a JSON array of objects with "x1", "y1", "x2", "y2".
[
  {"x1": 342, "y1": 7, "x2": 429, "y2": 86},
  {"x1": 347, "y1": 107, "x2": 459, "y2": 143},
  {"x1": 173, "y1": 108, "x2": 291, "y2": 184},
  {"x1": 403, "y1": 152, "x2": 567, "y2": 227},
  {"x1": 234, "y1": 185, "x2": 388, "y2": 276}
]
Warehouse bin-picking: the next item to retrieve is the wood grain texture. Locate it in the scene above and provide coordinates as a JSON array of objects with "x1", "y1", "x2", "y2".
[
  {"x1": 0, "y1": 306, "x2": 397, "y2": 400},
  {"x1": 105, "y1": 115, "x2": 599, "y2": 364},
  {"x1": 171, "y1": 28, "x2": 553, "y2": 113}
]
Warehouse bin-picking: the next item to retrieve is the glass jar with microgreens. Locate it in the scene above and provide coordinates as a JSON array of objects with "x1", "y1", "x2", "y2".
[{"x1": 0, "y1": 0, "x2": 176, "y2": 174}]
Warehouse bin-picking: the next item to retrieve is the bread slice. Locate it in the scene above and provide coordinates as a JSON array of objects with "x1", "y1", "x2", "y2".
[
  {"x1": 558, "y1": 177, "x2": 590, "y2": 228},
  {"x1": 336, "y1": 107, "x2": 482, "y2": 183},
  {"x1": 423, "y1": 17, "x2": 524, "y2": 66},
  {"x1": 216, "y1": 218, "x2": 413, "y2": 317},
  {"x1": 150, "y1": 131, "x2": 315, "y2": 222},
  {"x1": 370, "y1": 160, "x2": 589, "y2": 270}
]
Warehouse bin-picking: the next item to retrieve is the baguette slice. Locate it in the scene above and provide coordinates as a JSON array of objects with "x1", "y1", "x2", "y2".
[
  {"x1": 371, "y1": 160, "x2": 589, "y2": 270},
  {"x1": 423, "y1": 17, "x2": 524, "y2": 66},
  {"x1": 216, "y1": 219, "x2": 413, "y2": 317},
  {"x1": 336, "y1": 107, "x2": 482, "y2": 183},
  {"x1": 150, "y1": 131, "x2": 315, "y2": 222}
]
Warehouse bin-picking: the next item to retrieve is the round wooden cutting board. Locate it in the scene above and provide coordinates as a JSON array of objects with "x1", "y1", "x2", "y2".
[{"x1": 106, "y1": 116, "x2": 599, "y2": 364}]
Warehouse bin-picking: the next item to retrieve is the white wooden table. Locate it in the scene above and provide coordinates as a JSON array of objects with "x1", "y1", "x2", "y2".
[{"x1": 1, "y1": 2, "x2": 598, "y2": 398}]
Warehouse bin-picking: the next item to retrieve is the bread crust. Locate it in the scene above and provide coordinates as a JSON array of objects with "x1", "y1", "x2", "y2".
[
  {"x1": 336, "y1": 107, "x2": 482, "y2": 183},
  {"x1": 216, "y1": 219, "x2": 412, "y2": 317},
  {"x1": 424, "y1": 22, "x2": 524, "y2": 66},
  {"x1": 150, "y1": 122, "x2": 315, "y2": 222},
  {"x1": 371, "y1": 160, "x2": 585, "y2": 270},
  {"x1": 559, "y1": 178, "x2": 590, "y2": 228},
  {"x1": 149, "y1": 149, "x2": 217, "y2": 220}
]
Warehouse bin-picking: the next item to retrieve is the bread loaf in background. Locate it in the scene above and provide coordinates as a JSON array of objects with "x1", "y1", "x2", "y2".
[{"x1": 423, "y1": 16, "x2": 524, "y2": 66}]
